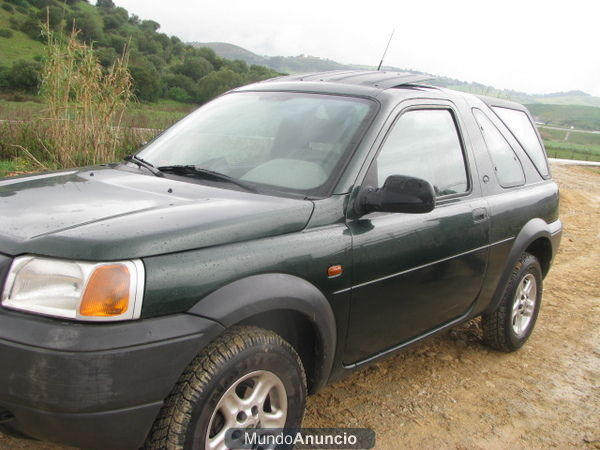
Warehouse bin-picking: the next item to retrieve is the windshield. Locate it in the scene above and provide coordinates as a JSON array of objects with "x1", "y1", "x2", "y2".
[{"x1": 137, "y1": 91, "x2": 375, "y2": 196}]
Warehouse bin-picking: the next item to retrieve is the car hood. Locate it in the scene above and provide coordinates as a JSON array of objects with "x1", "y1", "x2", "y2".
[{"x1": 0, "y1": 167, "x2": 314, "y2": 260}]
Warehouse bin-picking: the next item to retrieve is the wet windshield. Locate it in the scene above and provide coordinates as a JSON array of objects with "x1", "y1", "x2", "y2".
[{"x1": 137, "y1": 91, "x2": 375, "y2": 196}]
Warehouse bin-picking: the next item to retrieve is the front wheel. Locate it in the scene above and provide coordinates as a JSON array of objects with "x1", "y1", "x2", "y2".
[
  {"x1": 145, "y1": 326, "x2": 307, "y2": 450},
  {"x1": 482, "y1": 252, "x2": 543, "y2": 352}
]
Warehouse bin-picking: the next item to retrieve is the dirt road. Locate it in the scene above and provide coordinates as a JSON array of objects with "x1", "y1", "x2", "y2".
[{"x1": 1, "y1": 164, "x2": 598, "y2": 449}]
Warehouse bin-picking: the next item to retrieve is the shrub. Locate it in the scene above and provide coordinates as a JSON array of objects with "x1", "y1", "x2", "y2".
[
  {"x1": 8, "y1": 16, "x2": 20, "y2": 30},
  {"x1": 167, "y1": 86, "x2": 190, "y2": 103},
  {"x1": 0, "y1": 29, "x2": 14, "y2": 38},
  {"x1": 1, "y1": 3, "x2": 15, "y2": 13},
  {"x1": 5, "y1": 0, "x2": 30, "y2": 7},
  {"x1": 129, "y1": 63, "x2": 161, "y2": 102},
  {"x1": 6, "y1": 60, "x2": 42, "y2": 93}
]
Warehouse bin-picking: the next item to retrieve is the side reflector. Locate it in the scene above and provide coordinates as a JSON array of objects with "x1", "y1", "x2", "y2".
[
  {"x1": 80, "y1": 264, "x2": 130, "y2": 317},
  {"x1": 327, "y1": 265, "x2": 343, "y2": 278}
]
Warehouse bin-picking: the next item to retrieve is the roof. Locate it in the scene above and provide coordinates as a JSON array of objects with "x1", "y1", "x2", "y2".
[
  {"x1": 266, "y1": 70, "x2": 434, "y2": 90},
  {"x1": 477, "y1": 94, "x2": 528, "y2": 111}
]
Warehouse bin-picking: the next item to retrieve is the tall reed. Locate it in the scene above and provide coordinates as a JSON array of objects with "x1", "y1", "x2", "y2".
[{"x1": 37, "y1": 24, "x2": 134, "y2": 167}]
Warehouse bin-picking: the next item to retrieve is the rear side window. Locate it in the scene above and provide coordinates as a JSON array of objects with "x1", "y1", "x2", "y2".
[
  {"x1": 473, "y1": 109, "x2": 525, "y2": 187},
  {"x1": 492, "y1": 107, "x2": 549, "y2": 177},
  {"x1": 373, "y1": 109, "x2": 468, "y2": 197}
]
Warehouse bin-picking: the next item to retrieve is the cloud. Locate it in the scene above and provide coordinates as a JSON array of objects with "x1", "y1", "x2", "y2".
[{"x1": 112, "y1": 0, "x2": 600, "y2": 96}]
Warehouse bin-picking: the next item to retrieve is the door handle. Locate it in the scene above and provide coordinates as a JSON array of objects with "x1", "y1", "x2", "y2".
[{"x1": 472, "y1": 207, "x2": 488, "y2": 223}]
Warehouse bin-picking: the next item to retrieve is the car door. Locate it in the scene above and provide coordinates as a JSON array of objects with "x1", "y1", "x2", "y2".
[{"x1": 344, "y1": 100, "x2": 490, "y2": 364}]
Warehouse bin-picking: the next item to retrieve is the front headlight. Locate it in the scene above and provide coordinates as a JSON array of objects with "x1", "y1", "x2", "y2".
[{"x1": 1, "y1": 256, "x2": 145, "y2": 321}]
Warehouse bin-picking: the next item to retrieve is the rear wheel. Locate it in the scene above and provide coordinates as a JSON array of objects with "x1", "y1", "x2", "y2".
[
  {"x1": 482, "y1": 252, "x2": 543, "y2": 352},
  {"x1": 145, "y1": 326, "x2": 306, "y2": 450}
]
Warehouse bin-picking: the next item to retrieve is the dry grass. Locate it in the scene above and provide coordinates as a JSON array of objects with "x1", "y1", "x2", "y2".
[{"x1": 36, "y1": 24, "x2": 133, "y2": 167}]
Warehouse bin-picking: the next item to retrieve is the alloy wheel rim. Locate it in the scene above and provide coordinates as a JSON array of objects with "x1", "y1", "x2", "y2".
[
  {"x1": 511, "y1": 273, "x2": 537, "y2": 337},
  {"x1": 204, "y1": 370, "x2": 287, "y2": 450}
]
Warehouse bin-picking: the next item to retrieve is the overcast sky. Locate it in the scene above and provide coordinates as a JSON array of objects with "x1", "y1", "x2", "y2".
[{"x1": 112, "y1": 0, "x2": 599, "y2": 96}]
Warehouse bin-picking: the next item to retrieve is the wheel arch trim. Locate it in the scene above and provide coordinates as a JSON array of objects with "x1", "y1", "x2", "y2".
[
  {"x1": 186, "y1": 273, "x2": 336, "y2": 393},
  {"x1": 485, "y1": 218, "x2": 561, "y2": 314}
]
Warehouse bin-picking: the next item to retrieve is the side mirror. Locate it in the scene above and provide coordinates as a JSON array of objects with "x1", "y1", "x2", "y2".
[{"x1": 356, "y1": 175, "x2": 436, "y2": 216}]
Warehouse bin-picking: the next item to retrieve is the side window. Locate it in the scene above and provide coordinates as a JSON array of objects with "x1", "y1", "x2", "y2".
[
  {"x1": 372, "y1": 109, "x2": 468, "y2": 197},
  {"x1": 492, "y1": 106, "x2": 549, "y2": 177},
  {"x1": 473, "y1": 109, "x2": 525, "y2": 188}
]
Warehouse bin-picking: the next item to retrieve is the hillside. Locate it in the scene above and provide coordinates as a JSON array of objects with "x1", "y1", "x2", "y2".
[
  {"x1": 0, "y1": 3, "x2": 45, "y2": 64},
  {"x1": 191, "y1": 41, "x2": 352, "y2": 73},
  {"x1": 192, "y1": 42, "x2": 600, "y2": 111},
  {"x1": 526, "y1": 104, "x2": 600, "y2": 131},
  {"x1": 194, "y1": 42, "x2": 266, "y2": 65},
  {"x1": 0, "y1": 0, "x2": 279, "y2": 103}
]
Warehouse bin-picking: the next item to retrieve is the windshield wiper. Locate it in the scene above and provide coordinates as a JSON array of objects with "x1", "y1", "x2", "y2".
[
  {"x1": 157, "y1": 165, "x2": 257, "y2": 192},
  {"x1": 124, "y1": 155, "x2": 164, "y2": 177}
]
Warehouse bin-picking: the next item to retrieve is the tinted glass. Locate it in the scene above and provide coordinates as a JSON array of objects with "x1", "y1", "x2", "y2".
[
  {"x1": 473, "y1": 109, "x2": 525, "y2": 187},
  {"x1": 374, "y1": 109, "x2": 468, "y2": 196},
  {"x1": 138, "y1": 92, "x2": 374, "y2": 195},
  {"x1": 492, "y1": 107, "x2": 549, "y2": 177}
]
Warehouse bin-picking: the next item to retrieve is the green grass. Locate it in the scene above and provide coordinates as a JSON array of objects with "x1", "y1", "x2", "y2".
[
  {"x1": 0, "y1": 157, "x2": 32, "y2": 177},
  {"x1": 0, "y1": 98, "x2": 194, "y2": 129},
  {"x1": 543, "y1": 140, "x2": 600, "y2": 162},
  {"x1": 0, "y1": 6, "x2": 45, "y2": 66},
  {"x1": 539, "y1": 127, "x2": 567, "y2": 141},
  {"x1": 0, "y1": 98, "x2": 45, "y2": 120},
  {"x1": 527, "y1": 104, "x2": 600, "y2": 131},
  {"x1": 121, "y1": 101, "x2": 194, "y2": 129}
]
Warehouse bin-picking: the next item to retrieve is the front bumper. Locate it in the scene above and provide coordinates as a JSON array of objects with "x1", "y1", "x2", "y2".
[{"x1": 0, "y1": 306, "x2": 223, "y2": 449}]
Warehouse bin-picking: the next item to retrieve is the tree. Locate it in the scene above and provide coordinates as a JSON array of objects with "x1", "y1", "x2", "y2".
[
  {"x1": 38, "y1": 5, "x2": 63, "y2": 30},
  {"x1": 194, "y1": 69, "x2": 245, "y2": 103},
  {"x1": 96, "y1": 46, "x2": 118, "y2": 67},
  {"x1": 0, "y1": 65, "x2": 10, "y2": 89},
  {"x1": 195, "y1": 47, "x2": 217, "y2": 64},
  {"x1": 7, "y1": 60, "x2": 42, "y2": 93},
  {"x1": 97, "y1": 0, "x2": 115, "y2": 8},
  {"x1": 140, "y1": 19, "x2": 160, "y2": 32},
  {"x1": 69, "y1": 11, "x2": 104, "y2": 42},
  {"x1": 164, "y1": 73, "x2": 195, "y2": 99},
  {"x1": 20, "y1": 16, "x2": 44, "y2": 41},
  {"x1": 129, "y1": 63, "x2": 161, "y2": 102},
  {"x1": 167, "y1": 86, "x2": 189, "y2": 103},
  {"x1": 173, "y1": 56, "x2": 213, "y2": 82}
]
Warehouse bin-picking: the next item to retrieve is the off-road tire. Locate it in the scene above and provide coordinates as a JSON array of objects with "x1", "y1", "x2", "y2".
[
  {"x1": 144, "y1": 325, "x2": 307, "y2": 450},
  {"x1": 482, "y1": 252, "x2": 543, "y2": 352}
]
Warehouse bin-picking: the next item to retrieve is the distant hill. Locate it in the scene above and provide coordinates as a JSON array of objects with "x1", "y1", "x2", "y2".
[
  {"x1": 193, "y1": 42, "x2": 267, "y2": 66},
  {"x1": 526, "y1": 104, "x2": 600, "y2": 131},
  {"x1": 190, "y1": 42, "x2": 349, "y2": 73},
  {"x1": 192, "y1": 42, "x2": 600, "y2": 111}
]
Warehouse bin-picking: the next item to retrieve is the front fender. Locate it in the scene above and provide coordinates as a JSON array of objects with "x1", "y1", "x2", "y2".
[{"x1": 187, "y1": 273, "x2": 336, "y2": 393}]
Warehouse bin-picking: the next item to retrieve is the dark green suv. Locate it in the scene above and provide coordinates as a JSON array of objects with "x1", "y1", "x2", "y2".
[{"x1": 0, "y1": 71, "x2": 562, "y2": 449}]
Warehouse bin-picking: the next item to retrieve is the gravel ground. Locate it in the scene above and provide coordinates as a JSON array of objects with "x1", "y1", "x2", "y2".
[{"x1": 1, "y1": 164, "x2": 598, "y2": 449}]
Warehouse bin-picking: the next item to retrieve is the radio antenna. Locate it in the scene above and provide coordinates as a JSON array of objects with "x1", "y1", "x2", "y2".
[{"x1": 377, "y1": 29, "x2": 395, "y2": 71}]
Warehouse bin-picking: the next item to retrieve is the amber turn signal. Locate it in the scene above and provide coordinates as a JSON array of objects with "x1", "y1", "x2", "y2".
[
  {"x1": 80, "y1": 264, "x2": 131, "y2": 317},
  {"x1": 327, "y1": 265, "x2": 343, "y2": 278}
]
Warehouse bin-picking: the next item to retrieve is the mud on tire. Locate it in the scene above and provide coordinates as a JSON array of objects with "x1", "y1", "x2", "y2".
[
  {"x1": 482, "y1": 252, "x2": 543, "y2": 352},
  {"x1": 144, "y1": 325, "x2": 307, "y2": 450}
]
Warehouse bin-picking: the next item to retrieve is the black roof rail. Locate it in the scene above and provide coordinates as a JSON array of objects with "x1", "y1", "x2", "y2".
[{"x1": 266, "y1": 70, "x2": 435, "y2": 90}]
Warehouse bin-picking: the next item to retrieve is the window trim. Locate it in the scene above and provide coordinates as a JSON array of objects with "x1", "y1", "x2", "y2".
[
  {"x1": 362, "y1": 104, "x2": 473, "y2": 202},
  {"x1": 491, "y1": 106, "x2": 550, "y2": 179},
  {"x1": 472, "y1": 107, "x2": 526, "y2": 189}
]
